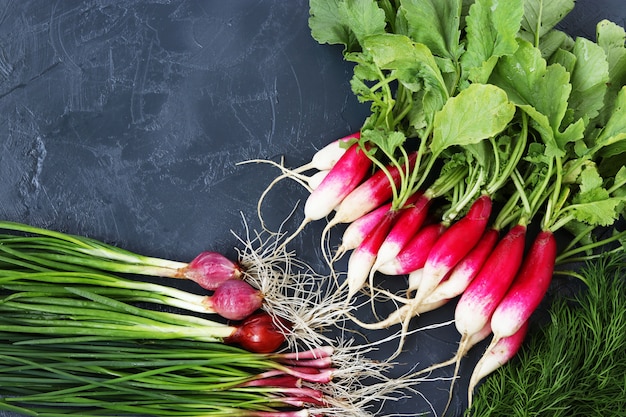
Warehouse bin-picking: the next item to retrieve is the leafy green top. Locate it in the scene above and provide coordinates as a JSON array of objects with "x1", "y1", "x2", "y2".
[{"x1": 309, "y1": 0, "x2": 626, "y2": 238}]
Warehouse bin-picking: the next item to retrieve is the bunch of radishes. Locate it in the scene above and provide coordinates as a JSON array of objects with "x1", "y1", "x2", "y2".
[
  {"x1": 259, "y1": 101, "x2": 625, "y2": 406},
  {"x1": 250, "y1": 1, "x2": 626, "y2": 411}
]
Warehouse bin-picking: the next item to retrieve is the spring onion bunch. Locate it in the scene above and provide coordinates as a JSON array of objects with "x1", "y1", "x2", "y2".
[
  {"x1": 0, "y1": 219, "x2": 435, "y2": 416},
  {"x1": 0, "y1": 332, "x2": 416, "y2": 417},
  {"x1": 0, "y1": 219, "x2": 350, "y2": 351}
]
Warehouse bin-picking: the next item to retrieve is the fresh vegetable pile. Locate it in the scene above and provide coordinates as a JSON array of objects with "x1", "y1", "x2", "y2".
[{"x1": 252, "y1": 0, "x2": 626, "y2": 412}]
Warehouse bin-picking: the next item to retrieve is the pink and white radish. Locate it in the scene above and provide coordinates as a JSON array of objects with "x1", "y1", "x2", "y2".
[
  {"x1": 280, "y1": 141, "x2": 374, "y2": 248},
  {"x1": 319, "y1": 152, "x2": 417, "y2": 264},
  {"x1": 369, "y1": 191, "x2": 434, "y2": 273},
  {"x1": 489, "y1": 230, "x2": 557, "y2": 339},
  {"x1": 302, "y1": 132, "x2": 361, "y2": 172},
  {"x1": 465, "y1": 230, "x2": 556, "y2": 407},
  {"x1": 304, "y1": 141, "x2": 374, "y2": 221},
  {"x1": 304, "y1": 131, "x2": 360, "y2": 172},
  {"x1": 376, "y1": 222, "x2": 446, "y2": 276},
  {"x1": 327, "y1": 152, "x2": 418, "y2": 226},
  {"x1": 333, "y1": 202, "x2": 393, "y2": 262},
  {"x1": 406, "y1": 268, "x2": 424, "y2": 294},
  {"x1": 344, "y1": 208, "x2": 401, "y2": 301},
  {"x1": 454, "y1": 224, "x2": 527, "y2": 339},
  {"x1": 244, "y1": 132, "x2": 359, "y2": 231},
  {"x1": 467, "y1": 321, "x2": 529, "y2": 408},
  {"x1": 244, "y1": 131, "x2": 359, "y2": 175},
  {"x1": 423, "y1": 228, "x2": 500, "y2": 304},
  {"x1": 443, "y1": 224, "x2": 527, "y2": 408},
  {"x1": 411, "y1": 194, "x2": 493, "y2": 306},
  {"x1": 306, "y1": 169, "x2": 330, "y2": 190}
]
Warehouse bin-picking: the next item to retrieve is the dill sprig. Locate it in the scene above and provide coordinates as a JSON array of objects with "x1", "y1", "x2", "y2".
[{"x1": 467, "y1": 251, "x2": 626, "y2": 417}]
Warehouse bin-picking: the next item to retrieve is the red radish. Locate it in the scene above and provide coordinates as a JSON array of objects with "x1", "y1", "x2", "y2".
[
  {"x1": 441, "y1": 224, "x2": 526, "y2": 410},
  {"x1": 203, "y1": 279, "x2": 263, "y2": 321},
  {"x1": 370, "y1": 192, "x2": 434, "y2": 272},
  {"x1": 178, "y1": 251, "x2": 243, "y2": 290},
  {"x1": 490, "y1": 230, "x2": 557, "y2": 339},
  {"x1": 376, "y1": 223, "x2": 446, "y2": 276},
  {"x1": 467, "y1": 321, "x2": 529, "y2": 408},
  {"x1": 328, "y1": 152, "x2": 418, "y2": 226},
  {"x1": 332, "y1": 201, "x2": 393, "y2": 262},
  {"x1": 454, "y1": 224, "x2": 527, "y2": 337},
  {"x1": 225, "y1": 311, "x2": 289, "y2": 353},
  {"x1": 280, "y1": 141, "x2": 374, "y2": 249},
  {"x1": 345, "y1": 208, "x2": 400, "y2": 300},
  {"x1": 423, "y1": 228, "x2": 500, "y2": 304},
  {"x1": 411, "y1": 194, "x2": 493, "y2": 306},
  {"x1": 304, "y1": 142, "x2": 373, "y2": 222}
]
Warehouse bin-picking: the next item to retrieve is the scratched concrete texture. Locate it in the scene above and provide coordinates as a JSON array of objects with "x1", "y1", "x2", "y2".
[
  {"x1": 0, "y1": 1, "x2": 367, "y2": 261},
  {"x1": 0, "y1": 1, "x2": 624, "y2": 416}
]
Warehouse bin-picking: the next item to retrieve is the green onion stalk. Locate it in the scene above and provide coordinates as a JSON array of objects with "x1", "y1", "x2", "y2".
[
  {"x1": 0, "y1": 222, "x2": 428, "y2": 416},
  {"x1": 0, "y1": 273, "x2": 287, "y2": 353},
  {"x1": 0, "y1": 219, "x2": 351, "y2": 351},
  {"x1": 0, "y1": 220, "x2": 244, "y2": 291},
  {"x1": 0, "y1": 333, "x2": 407, "y2": 417}
]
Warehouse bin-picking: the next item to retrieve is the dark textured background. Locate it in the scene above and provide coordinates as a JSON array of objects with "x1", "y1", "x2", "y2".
[{"x1": 0, "y1": 1, "x2": 624, "y2": 416}]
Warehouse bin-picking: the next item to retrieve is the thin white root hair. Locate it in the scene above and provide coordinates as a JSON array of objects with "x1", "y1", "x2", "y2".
[
  {"x1": 440, "y1": 333, "x2": 471, "y2": 417},
  {"x1": 238, "y1": 157, "x2": 317, "y2": 233},
  {"x1": 466, "y1": 335, "x2": 500, "y2": 410},
  {"x1": 348, "y1": 294, "x2": 449, "y2": 331},
  {"x1": 236, "y1": 157, "x2": 315, "y2": 175},
  {"x1": 389, "y1": 299, "x2": 434, "y2": 361},
  {"x1": 320, "y1": 218, "x2": 341, "y2": 279},
  {"x1": 302, "y1": 337, "x2": 446, "y2": 417},
  {"x1": 256, "y1": 172, "x2": 310, "y2": 232},
  {"x1": 232, "y1": 213, "x2": 355, "y2": 352},
  {"x1": 330, "y1": 244, "x2": 347, "y2": 263},
  {"x1": 366, "y1": 285, "x2": 413, "y2": 305}
]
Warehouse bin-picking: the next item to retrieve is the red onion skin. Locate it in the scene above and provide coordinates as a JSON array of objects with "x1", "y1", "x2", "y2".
[
  {"x1": 180, "y1": 251, "x2": 242, "y2": 290},
  {"x1": 205, "y1": 279, "x2": 263, "y2": 321},
  {"x1": 225, "y1": 312, "x2": 289, "y2": 353}
]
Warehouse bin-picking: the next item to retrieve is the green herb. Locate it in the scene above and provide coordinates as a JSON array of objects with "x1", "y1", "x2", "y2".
[{"x1": 468, "y1": 252, "x2": 626, "y2": 416}]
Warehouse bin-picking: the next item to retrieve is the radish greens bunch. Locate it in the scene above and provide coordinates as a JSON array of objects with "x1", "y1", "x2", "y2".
[{"x1": 250, "y1": 0, "x2": 626, "y2": 410}]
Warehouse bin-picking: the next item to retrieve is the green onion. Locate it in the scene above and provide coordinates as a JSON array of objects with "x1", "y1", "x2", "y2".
[
  {"x1": 0, "y1": 334, "x2": 329, "y2": 416},
  {"x1": 0, "y1": 273, "x2": 289, "y2": 353},
  {"x1": 0, "y1": 220, "x2": 242, "y2": 291},
  {"x1": 0, "y1": 220, "x2": 430, "y2": 415}
]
